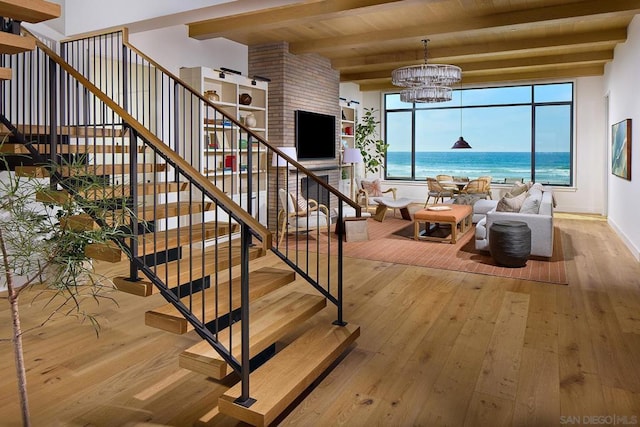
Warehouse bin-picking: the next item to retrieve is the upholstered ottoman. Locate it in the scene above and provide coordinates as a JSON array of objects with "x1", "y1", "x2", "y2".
[{"x1": 413, "y1": 204, "x2": 473, "y2": 244}]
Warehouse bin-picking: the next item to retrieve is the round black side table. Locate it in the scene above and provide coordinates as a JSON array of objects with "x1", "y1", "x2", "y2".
[{"x1": 489, "y1": 220, "x2": 531, "y2": 267}]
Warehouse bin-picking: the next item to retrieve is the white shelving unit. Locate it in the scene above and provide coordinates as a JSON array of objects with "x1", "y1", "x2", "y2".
[
  {"x1": 179, "y1": 66, "x2": 269, "y2": 223},
  {"x1": 339, "y1": 103, "x2": 357, "y2": 198}
]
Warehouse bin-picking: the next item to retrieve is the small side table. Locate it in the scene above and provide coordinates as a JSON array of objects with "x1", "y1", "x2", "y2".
[{"x1": 489, "y1": 220, "x2": 531, "y2": 267}]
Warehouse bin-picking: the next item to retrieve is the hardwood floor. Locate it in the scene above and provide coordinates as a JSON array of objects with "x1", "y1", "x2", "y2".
[{"x1": 1, "y1": 215, "x2": 639, "y2": 426}]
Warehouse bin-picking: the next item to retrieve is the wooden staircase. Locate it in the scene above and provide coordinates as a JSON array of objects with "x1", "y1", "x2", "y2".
[
  {"x1": 2, "y1": 24, "x2": 361, "y2": 426},
  {"x1": 0, "y1": 0, "x2": 60, "y2": 80}
]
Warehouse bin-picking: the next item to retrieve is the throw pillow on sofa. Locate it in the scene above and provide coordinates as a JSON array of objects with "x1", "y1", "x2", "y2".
[
  {"x1": 508, "y1": 181, "x2": 528, "y2": 197},
  {"x1": 519, "y1": 188, "x2": 543, "y2": 214},
  {"x1": 496, "y1": 191, "x2": 528, "y2": 212}
]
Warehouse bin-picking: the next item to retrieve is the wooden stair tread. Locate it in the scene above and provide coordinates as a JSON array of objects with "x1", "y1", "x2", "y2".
[
  {"x1": 0, "y1": 31, "x2": 35, "y2": 54},
  {"x1": 179, "y1": 291, "x2": 326, "y2": 379},
  {"x1": 85, "y1": 222, "x2": 225, "y2": 263},
  {"x1": 2, "y1": 124, "x2": 126, "y2": 137},
  {"x1": 144, "y1": 266, "x2": 295, "y2": 334},
  {"x1": 59, "y1": 164, "x2": 166, "y2": 176},
  {"x1": 0, "y1": 0, "x2": 61, "y2": 23},
  {"x1": 218, "y1": 322, "x2": 360, "y2": 427},
  {"x1": 15, "y1": 163, "x2": 167, "y2": 177},
  {"x1": 114, "y1": 237, "x2": 252, "y2": 297},
  {"x1": 79, "y1": 182, "x2": 189, "y2": 200},
  {"x1": 0, "y1": 143, "x2": 130, "y2": 154},
  {"x1": 35, "y1": 183, "x2": 189, "y2": 204},
  {"x1": 59, "y1": 213, "x2": 96, "y2": 231},
  {"x1": 118, "y1": 201, "x2": 215, "y2": 221},
  {"x1": 0, "y1": 67, "x2": 11, "y2": 81}
]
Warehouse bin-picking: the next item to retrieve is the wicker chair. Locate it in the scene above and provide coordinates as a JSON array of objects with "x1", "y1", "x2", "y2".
[
  {"x1": 356, "y1": 179, "x2": 397, "y2": 213},
  {"x1": 277, "y1": 189, "x2": 330, "y2": 245},
  {"x1": 424, "y1": 177, "x2": 453, "y2": 207},
  {"x1": 436, "y1": 174, "x2": 459, "y2": 194},
  {"x1": 460, "y1": 179, "x2": 488, "y2": 197},
  {"x1": 478, "y1": 175, "x2": 493, "y2": 199}
]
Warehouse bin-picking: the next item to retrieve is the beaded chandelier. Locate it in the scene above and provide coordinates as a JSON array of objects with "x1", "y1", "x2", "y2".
[{"x1": 392, "y1": 39, "x2": 461, "y2": 103}]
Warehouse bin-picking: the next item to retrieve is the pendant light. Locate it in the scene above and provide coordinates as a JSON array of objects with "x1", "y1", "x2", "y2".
[{"x1": 452, "y1": 87, "x2": 471, "y2": 149}]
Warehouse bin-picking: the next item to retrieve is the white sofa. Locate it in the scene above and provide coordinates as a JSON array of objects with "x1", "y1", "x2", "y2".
[{"x1": 474, "y1": 186, "x2": 554, "y2": 257}]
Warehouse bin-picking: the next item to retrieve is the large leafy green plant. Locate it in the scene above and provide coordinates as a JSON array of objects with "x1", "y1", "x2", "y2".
[
  {"x1": 355, "y1": 108, "x2": 389, "y2": 176},
  {"x1": 0, "y1": 156, "x2": 132, "y2": 426}
]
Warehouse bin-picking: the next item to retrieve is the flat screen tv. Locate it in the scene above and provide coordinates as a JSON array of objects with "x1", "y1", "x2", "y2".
[{"x1": 295, "y1": 110, "x2": 336, "y2": 160}]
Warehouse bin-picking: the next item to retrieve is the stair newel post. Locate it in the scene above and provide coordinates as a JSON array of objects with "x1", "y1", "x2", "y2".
[
  {"x1": 127, "y1": 126, "x2": 139, "y2": 282},
  {"x1": 333, "y1": 203, "x2": 346, "y2": 327},
  {"x1": 235, "y1": 223, "x2": 256, "y2": 408}
]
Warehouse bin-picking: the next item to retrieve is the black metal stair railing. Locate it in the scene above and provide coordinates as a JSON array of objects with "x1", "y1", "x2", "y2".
[
  {"x1": 2, "y1": 28, "x2": 362, "y2": 403},
  {"x1": 1, "y1": 34, "x2": 274, "y2": 404},
  {"x1": 58, "y1": 29, "x2": 362, "y2": 325}
]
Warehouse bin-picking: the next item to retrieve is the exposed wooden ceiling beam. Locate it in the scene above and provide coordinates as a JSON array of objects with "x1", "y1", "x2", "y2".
[
  {"x1": 331, "y1": 28, "x2": 627, "y2": 70},
  {"x1": 290, "y1": 0, "x2": 640, "y2": 54},
  {"x1": 340, "y1": 51, "x2": 613, "y2": 82},
  {"x1": 358, "y1": 64, "x2": 605, "y2": 91},
  {"x1": 188, "y1": 0, "x2": 407, "y2": 40}
]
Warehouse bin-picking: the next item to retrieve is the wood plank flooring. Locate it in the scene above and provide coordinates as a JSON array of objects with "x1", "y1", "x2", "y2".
[{"x1": 1, "y1": 215, "x2": 640, "y2": 426}]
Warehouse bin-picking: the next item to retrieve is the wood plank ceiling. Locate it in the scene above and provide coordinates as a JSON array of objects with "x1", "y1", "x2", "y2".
[{"x1": 187, "y1": 0, "x2": 640, "y2": 91}]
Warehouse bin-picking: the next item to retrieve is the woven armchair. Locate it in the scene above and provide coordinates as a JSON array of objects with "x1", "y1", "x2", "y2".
[
  {"x1": 424, "y1": 177, "x2": 453, "y2": 207},
  {"x1": 356, "y1": 179, "x2": 397, "y2": 213}
]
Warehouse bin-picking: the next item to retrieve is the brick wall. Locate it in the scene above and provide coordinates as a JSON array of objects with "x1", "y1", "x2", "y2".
[{"x1": 249, "y1": 42, "x2": 341, "y2": 229}]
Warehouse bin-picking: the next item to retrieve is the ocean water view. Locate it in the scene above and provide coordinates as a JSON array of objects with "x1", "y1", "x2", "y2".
[{"x1": 386, "y1": 151, "x2": 570, "y2": 185}]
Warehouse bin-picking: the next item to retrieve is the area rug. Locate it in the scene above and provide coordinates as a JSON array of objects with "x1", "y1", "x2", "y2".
[{"x1": 287, "y1": 217, "x2": 568, "y2": 285}]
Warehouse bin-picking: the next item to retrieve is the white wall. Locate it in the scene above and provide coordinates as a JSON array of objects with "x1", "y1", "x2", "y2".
[
  {"x1": 43, "y1": 0, "x2": 304, "y2": 37},
  {"x1": 604, "y1": 15, "x2": 640, "y2": 260},
  {"x1": 129, "y1": 25, "x2": 248, "y2": 76}
]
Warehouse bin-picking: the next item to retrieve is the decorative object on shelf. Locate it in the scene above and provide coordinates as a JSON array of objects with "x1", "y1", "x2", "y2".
[
  {"x1": 239, "y1": 93, "x2": 252, "y2": 105},
  {"x1": 239, "y1": 139, "x2": 248, "y2": 149},
  {"x1": 344, "y1": 126, "x2": 353, "y2": 135},
  {"x1": 224, "y1": 155, "x2": 237, "y2": 171},
  {"x1": 355, "y1": 108, "x2": 388, "y2": 176},
  {"x1": 204, "y1": 90, "x2": 220, "y2": 102},
  {"x1": 611, "y1": 118, "x2": 632, "y2": 180},
  {"x1": 343, "y1": 148, "x2": 363, "y2": 200},
  {"x1": 391, "y1": 39, "x2": 461, "y2": 103},
  {"x1": 452, "y1": 86, "x2": 472, "y2": 149},
  {"x1": 244, "y1": 113, "x2": 257, "y2": 128}
]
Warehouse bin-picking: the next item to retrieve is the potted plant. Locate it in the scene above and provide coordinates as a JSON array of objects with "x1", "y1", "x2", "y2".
[
  {"x1": 0, "y1": 158, "x2": 131, "y2": 426},
  {"x1": 355, "y1": 108, "x2": 389, "y2": 177}
]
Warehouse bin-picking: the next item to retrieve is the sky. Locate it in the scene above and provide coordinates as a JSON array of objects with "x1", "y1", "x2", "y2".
[{"x1": 385, "y1": 83, "x2": 573, "y2": 153}]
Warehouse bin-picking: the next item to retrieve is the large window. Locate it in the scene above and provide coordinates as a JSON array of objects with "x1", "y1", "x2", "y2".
[{"x1": 384, "y1": 82, "x2": 573, "y2": 185}]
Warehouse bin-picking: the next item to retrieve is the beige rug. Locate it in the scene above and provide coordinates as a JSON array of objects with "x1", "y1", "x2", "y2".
[{"x1": 286, "y1": 216, "x2": 568, "y2": 285}]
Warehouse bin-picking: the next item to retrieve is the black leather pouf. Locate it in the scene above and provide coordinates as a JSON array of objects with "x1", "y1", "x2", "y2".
[{"x1": 489, "y1": 220, "x2": 531, "y2": 267}]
